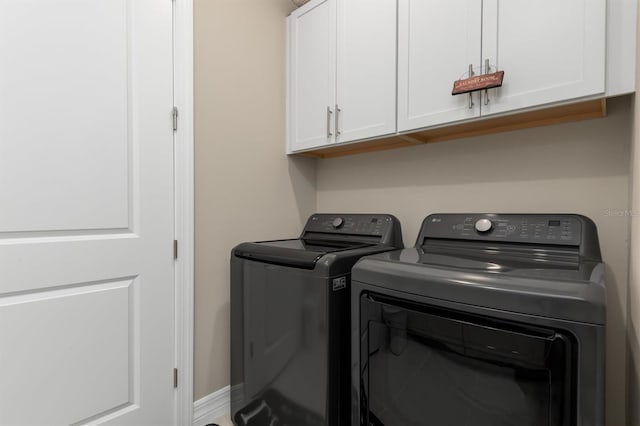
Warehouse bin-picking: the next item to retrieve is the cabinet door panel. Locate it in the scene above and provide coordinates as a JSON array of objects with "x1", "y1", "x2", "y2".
[
  {"x1": 336, "y1": 0, "x2": 397, "y2": 143},
  {"x1": 288, "y1": 0, "x2": 336, "y2": 152},
  {"x1": 398, "y1": 0, "x2": 482, "y2": 132},
  {"x1": 481, "y1": 0, "x2": 605, "y2": 116}
]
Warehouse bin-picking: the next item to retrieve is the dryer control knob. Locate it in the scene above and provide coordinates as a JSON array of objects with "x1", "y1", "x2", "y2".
[
  {"x1": 332, "y1": 217, "x2": 344, "y2": 229},
  {"x1": 475, "y1": 218, "x2": 493, "y2": 233}
]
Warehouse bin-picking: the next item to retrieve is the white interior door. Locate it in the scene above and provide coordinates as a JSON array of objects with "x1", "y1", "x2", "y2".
[{"x1": 0, "y1": 0, "x2": 175, "y2": 424}]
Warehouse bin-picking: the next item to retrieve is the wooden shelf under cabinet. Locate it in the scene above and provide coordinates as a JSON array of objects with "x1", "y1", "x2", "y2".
[{"x1": 295, "y1": 99, "x2": 607, "y2": 159}]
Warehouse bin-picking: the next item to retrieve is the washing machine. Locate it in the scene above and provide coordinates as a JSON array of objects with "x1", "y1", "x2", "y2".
[
  {"x1": 231, "y1": 213, "x2": 403, "y2": 426},
  {"x1": 351, "y1": 213, "x2": 605, "y2": 426}
]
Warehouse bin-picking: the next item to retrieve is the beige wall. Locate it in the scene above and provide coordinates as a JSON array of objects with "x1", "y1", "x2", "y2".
[
  {"x1": 316, "y1": 96, "x2": 632, "y2": 425},
  {"x1": 194, "y1": 0, "x2": 316, "y2": 400},
  {"x1": 194, "y1": 3, "x2": 637, "y2": 423}
]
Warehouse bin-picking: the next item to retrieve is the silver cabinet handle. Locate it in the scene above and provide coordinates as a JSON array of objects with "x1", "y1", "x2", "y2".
[
  {"x1": 468, "y1": 64, "x2": 475, "y2": 109},
  {"x1": 484, "y1": 59, "x2": 491, "y2": 106},
  {"x1": 326, "y1": 106, "x2": 333, "y2": 138},
  {"x1": 335, "y1": 105, "x2": 341, "y2": 136}
]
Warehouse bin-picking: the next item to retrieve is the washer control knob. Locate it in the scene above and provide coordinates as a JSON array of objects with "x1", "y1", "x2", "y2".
[
  {"x1": 332, "y1": 217, "x2": 344, "y2": 229},
  {"x1": 475, "y1": 218, "x2": 493, "y2": 233}
]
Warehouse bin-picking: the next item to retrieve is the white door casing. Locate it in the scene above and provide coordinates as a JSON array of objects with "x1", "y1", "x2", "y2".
[
  {"x1": 173, "y1": 0, "x2": 196, "y2": 421},
  {"x1": 0, "y1": 0, "x2": 175, "y2": 424}
]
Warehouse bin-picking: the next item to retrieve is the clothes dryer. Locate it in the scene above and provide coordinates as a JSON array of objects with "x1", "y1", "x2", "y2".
[{"x1": 352, "y1": 213, "x2": 605, "y2": 426}]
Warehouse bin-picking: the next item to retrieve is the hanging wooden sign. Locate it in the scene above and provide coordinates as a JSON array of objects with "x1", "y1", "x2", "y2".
[{"x1": 452, "y1": 71, "x2": 505, "y2": 96}]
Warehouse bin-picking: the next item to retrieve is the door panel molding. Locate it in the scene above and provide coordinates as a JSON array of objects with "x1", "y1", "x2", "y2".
[
  {"x1": 0, "y1": 277, "x2": 137, "y2": 425},
  {"x1": 0, "y1": 0, "x2": 133, "y2": 234}
]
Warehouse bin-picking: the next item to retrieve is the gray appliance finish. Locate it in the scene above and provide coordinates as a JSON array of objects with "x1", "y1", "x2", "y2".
[
  {"x1": 352, "y1": 213, "x2": 606, "y2": 426},
  {"x1": 231, "y1": 213, "x2": 403, "y2": 426}
]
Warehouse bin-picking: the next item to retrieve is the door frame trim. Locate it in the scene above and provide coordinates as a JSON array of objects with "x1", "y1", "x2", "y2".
[{"x1": 174, "y1": 0, "x2": 194, "y2": 423}]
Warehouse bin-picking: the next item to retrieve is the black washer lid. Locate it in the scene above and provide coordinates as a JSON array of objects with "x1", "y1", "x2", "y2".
[
  {"x1": 233, "y1": 239, "x2": 374, "y2": 269},
  {"x1": 233, "y1": 213, "x2": 404, "y2": 269}
]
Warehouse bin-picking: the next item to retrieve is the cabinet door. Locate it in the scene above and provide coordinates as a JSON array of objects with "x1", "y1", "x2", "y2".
[
  {"x1": 336, "y1": 0, "x2": 397, "y2": 143},
  {"x1": 288, "y1": 0, "x2": 337, "y2": 153},
  {"x1": 481, "y1": 0, "x2": 606, "y2": 116},
  {"x1": 397, "y1": 0, "x2": 482, "y2": 132}
]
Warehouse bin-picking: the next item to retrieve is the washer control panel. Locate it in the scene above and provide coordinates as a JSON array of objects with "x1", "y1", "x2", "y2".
[
  {"x1": 422, "y1": 214, "x2": 582, "y2": 246},
  {"x1": 305, "y1": 214, "x2": 394, "y2": 237}
]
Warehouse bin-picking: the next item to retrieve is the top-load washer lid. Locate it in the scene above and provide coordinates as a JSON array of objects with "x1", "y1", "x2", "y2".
[
  {"x1": 232, "y1": 213, "x2": 404, "y2": 270},
  {"x1": 233, "y1": 238, "x2": 375, "y2": 269},
  {"x1": 353, "y1": 213, "x2": 606, "y2": 324}
]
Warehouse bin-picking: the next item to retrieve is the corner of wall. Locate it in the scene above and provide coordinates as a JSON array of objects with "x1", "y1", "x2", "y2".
[
  {"x1": 193, "y1": 0, "x2": 319, "y2": 402},
  {"x1": 286, "y1": 154, "x2": 318, "y2": 220},
  {"x1": 627, "y1": 5, "x2": 640, "y2": 426}
]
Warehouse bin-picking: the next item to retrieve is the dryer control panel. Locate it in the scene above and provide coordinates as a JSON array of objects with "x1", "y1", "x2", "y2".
[{"x1": 417, "y1": 214, "x2": 601, "y2": 259}]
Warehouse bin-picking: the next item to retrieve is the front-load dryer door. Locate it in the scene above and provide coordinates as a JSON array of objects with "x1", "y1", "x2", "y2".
[{"x1": 359, "y1": 293, "x2": 575, "y2": 426}]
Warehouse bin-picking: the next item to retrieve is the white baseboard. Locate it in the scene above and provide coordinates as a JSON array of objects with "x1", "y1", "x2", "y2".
[{"x1": 193, "y1": 386, "x2": 230, "y2": 426}]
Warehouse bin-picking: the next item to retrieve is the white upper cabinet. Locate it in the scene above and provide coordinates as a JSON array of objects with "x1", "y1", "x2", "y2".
[
  {"x1": 607, "y1": 0, "x2": 637, "y2": 96},
  {"x1": 398, "y1": 0, "x2": 482, "y2": 132},
  {"x1": 287, "y1": 0, "x2": 397, "y2": 153},
  {"x1": 398, "y1": 0, "x2": 607, "y2": 133},
  {"x1": 481, "y1": 0, "x2": 606, "y2": 116},
  {"x1": 336, "y1": 0, "x2": 397, "y2": 143},
  {"x1": 288, "y1": 0, "x2": 336, "y2": 152},
  {"x1": 288, "y1": 0, "x2": 635, "y2": 156}
]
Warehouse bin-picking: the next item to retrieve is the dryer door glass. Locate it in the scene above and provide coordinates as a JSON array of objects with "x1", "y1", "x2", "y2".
[{"x1": 359, "y1": 294, "x2": 574, "y2": 426}]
